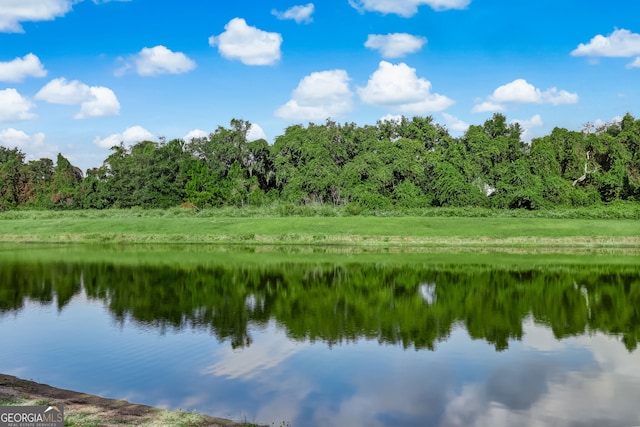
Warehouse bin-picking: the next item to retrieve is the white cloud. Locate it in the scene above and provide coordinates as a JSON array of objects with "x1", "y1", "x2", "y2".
[
  {"x1": 521, "y1": 318, "x2": 567, "y2": 352},
  {"x1": 0, "y1": 88, "x2": 36, "y2": 122},
  {"x1": 379, "y1": 114, "x2": 404, "y2": 123},
  {"x1": 539, "y1": 87, "x2": 580, "y2": 105},
  {"x1": 349, "y1": 0, "x2": 470, "y2": 17},
  {"x1": 0, "y1": 54, "x2": 47, "y2": 82},
  {"x1": 592, "y1": 115, "x2": 623, "y2": 130},
  {"x1": 511, "y1": 114, "x2": 543, "y2": 141},
  {"x1": 94, "y1": 125, "x2": 155, "y2": 148},
  {"x1": 36, "y1": 78, "x2": 89, "y2": 104},
  {"x1": 183, "y1": 124, "x2": 266, "y2": 143},
  {"x1": 472, "y1": 79, "x2": 578, "y2": 112},
  {"x1": 203, "y1": 321, "x2": 308, "y2": 380},
  {"x1": 571, "y1": 28, "x2": 640, "y2": 58},
  {"x1": 118, "y1": 45, "x2": 196, "y2": 76},
  {"x1": 209, "y1": 18, "x2": 282, "y2": 66},
  {"x1": 272, "y1": 3, "x2": 314, "y2": 24},
  {"x1": 247, "y1": 123, "x2": 267, "y2": 141},
  {"x1": 78, "y1": 86, "x2": 120, "y2": 119},
  {"x1": 365, "y1": 33, "x2": 427, "y2": 58},
  {"x1": 471, "y1": 101, "x2": 504, "y2": 113},
  {"x1": 442, "y1": 112, "x2": 469, "y2": 132},
  {"x1": 35, "y1": 78, "x2": 120, "y2": 118},
  {"x1": 0, "y1": 128, "x2": 57, "y2": 160},
  {"x1": 358, "y1": 61, "x2": 454, "y2": 114},
  {"x1": 0, "y1": 0, "x2": 76, "y2": 33},
  {"x1": 515, "y1": 114, "x2": 544, "y2": 128},
  {"x1": 491, "y1": 79, "x2": 541, "y2": 104},
  {"x1": 183, "y1": 129, "x2": 208, "y2": 142},
  {"x1": 440, "y1": 329, "x2": 640, "y2": 427},
  {"x1": 627, "y1": 57, "x2": 640, "y2": 68},
  {"x1": 0, "y1": 0, "x2": 130, "y2": 33},
  {"x1": 491, "y1": 79, "x2": 579, "y2": 105},
  {"x1": 275, "y1": 69, "x2": 353, "y2": 121}
]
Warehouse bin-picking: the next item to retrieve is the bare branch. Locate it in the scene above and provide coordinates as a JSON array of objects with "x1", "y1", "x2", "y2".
[{"x1": 572, "y1": 151, "x2": 600, "y2": 186}]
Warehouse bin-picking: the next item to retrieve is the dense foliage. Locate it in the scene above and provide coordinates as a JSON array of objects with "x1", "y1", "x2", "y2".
[
  {"x1": 1, "y1": 260, "x2": 639, "y2": 351},
  {"x1": 1, "y1": 114, "x2": 640, "y2": 211}
]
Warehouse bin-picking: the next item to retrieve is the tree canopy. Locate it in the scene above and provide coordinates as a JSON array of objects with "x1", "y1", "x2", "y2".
[{"x1": 1, "y1": 114, "x2": 639, "y2": 211}]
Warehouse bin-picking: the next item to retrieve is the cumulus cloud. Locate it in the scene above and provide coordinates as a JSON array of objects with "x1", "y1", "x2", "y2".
[
  {"x1": 0, "y1": 0, "x2": 76, "y2": 32},
  {"x1": 0, "y1": 53, "x2": 47, "y2": 82},
  {"x1": 204, "y1": 323, "x2": 307, "y2": 380},
  {"x1": 442, "y1": 112, "x2": 469, "y2": 132},
  {"x1": 440, "y1": 328, "x2": 640, "y2": 427},
  {"x1": 183, "y1": 129, "x2": 208, "y2": 142},
  {"x1": 511, "y1": 114, "x2": 543, "y2": 141},
  {"x1": 572, "y1": 28, "x2": 640, "y2": 58},
  {"x1": 0, "y1": 0, "x2": 132, "y2": 32},
  {"x1": 36, "y1": 78, "x2": 90, "y2": 104},
  {"x1": 349, "y1": 0, "x2": 470, "y2": 17},
  {"x1": 209, "y1": 18, "x2": 282, "y2": 66},
  {"x1": 183, "y1": 124, "x2": 266, "y2": 143},
  {"x1": 358, "y1": 61, "x2": 454, "y2": 114},
  {"x1": 365, "y1": 33, "x2": 427, "y2": 58},
  {"x1": 275, "y1": 69, "x2": 353, "y2": 121},
  {"x1": 117, "y1": 45, "x2": 196, "y2": 76},
  {"x1": 0, "y1": 88, "x2": 36, "y2": 122},
  {"x1": 0, "y1": 128, "x2": 57, "y2": 160},
  {"x1": 491, "y1": 79, "x2": 542, "y2": 104},
  {"x1": 471, "y1": 101, "x2": 504, "y2": 113},
  {"x1": 379, "y1": 114, "x2": 404, "y2": 123},
  {"x1": 94, "y1": 125, "x2": 155, "y2": 148},
  {"x1": 472, "y1": 79, "x2": 578, "y2": 112},
  {"x1": 35, "y1": 78, "x2": 120, "y2": 118},
  {"x1": 272, "y1": 3, "x2": 314, "y2": 23},
  {"x1": 627, "y1": 57, "x2": 640, "y2": 69},
  {"x1": 491, "y1": 79, "x2": 578, "y2": 105},
  {"x1": 591, "y1": 115, "x2": 623, "y2": 131},
  {"x1": 247, "y1": 123, "x2": 267, "y2": 141},
  {"x1": 78, "y1": 86, "x2": 120, "y2": 118}
]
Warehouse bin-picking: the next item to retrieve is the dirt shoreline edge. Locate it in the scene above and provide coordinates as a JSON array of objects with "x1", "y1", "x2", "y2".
[{"x1": 0, "y1": 374, "x2": 261, "y2": 427}]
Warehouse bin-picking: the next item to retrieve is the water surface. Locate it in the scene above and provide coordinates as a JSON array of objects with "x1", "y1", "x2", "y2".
[{"x1": 1, "y1": 246, "x2": 639, "y2": 426}]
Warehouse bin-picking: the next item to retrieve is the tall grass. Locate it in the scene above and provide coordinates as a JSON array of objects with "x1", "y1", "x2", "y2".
[{"x1": 2, "y1": 200, "x2": 639, "y2": 220}]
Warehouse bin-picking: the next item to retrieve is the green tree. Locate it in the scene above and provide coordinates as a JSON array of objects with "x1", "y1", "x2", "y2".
[
  {"x1": 22, "y1": 158, "x2": 54, "y2": 207},
  {"x1": 0, "y1": 147, "x2": 26, "y2": 210},
  {"x1": 49, "y1": 154, "x2": 83, "y2": 209}
]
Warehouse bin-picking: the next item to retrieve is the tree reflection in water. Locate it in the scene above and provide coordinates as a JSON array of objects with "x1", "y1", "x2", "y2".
[{"x1": 1, "y1": 261, "x2": 638, "y2": 352}]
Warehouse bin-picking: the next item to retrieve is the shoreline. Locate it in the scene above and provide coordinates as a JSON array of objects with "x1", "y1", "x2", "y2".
[
  {"x1": 1, "y1": 234, "x2": 639, "y2": 248},
  {"x1": 0, "y1": 374, "x2": 260, "y2": 427}
]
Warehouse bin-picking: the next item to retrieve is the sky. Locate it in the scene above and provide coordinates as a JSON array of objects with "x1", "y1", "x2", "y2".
[{"x1": 1, "y1": 0, "x2": 640, "y2": 172}]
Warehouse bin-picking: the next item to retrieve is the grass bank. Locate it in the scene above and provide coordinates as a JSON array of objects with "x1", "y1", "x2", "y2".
[
  {"x1": 0, "y1": 208, "x2": 638, "y2": 248},
  {"x1": 0, "y1": 374, "x2": 259, "y2": 427}
]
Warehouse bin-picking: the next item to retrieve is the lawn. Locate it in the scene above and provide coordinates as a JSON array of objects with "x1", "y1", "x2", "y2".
[{"x1": 0, "y1": 208, "x2": 638, "y2": 247}]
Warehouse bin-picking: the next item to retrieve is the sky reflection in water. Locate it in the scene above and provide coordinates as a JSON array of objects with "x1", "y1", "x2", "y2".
[{"x1": 0, "y1": 261, "x2": 639, "y2": 427}]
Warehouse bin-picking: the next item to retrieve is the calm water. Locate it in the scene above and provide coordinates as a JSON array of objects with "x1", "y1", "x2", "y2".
[{"x1": 1, "y1": 250, "x2": 640, "y2": 426}]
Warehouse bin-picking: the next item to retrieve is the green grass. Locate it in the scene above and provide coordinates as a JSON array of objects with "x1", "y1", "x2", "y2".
[
  {"x1": 64, "y1": 413, "x2": 105, "y2": 427},
  {"x1": 0, "y1": 209, "x2": 637, "y2": 247},
  {"x1": 1, "y1": 242, "x2": 639, "y2": 271},
  {"x1": 0, "y1": 206, "x2": 638, "y2": 259},
  {"x1": 0, "y1": 395, "x2": 23, "y2": 405},
  {"x1": 158, "y1": 409, "x2": 207, "y2": 427}
]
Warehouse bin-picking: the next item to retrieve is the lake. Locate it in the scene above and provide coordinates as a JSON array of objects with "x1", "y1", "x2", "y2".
[{"x1": 1, "y1": 244, "x2": 639, "y2": 426}]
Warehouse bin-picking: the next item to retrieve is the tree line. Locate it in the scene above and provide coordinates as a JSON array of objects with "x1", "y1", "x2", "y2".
[{"x1": 1, "y1": 113, "x2": 639, "y2": 211}]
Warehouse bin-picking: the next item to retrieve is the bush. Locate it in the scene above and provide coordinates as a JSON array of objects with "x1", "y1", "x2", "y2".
[{"x1": 344, "y1": 202, "x2": 362, "y2": 216}]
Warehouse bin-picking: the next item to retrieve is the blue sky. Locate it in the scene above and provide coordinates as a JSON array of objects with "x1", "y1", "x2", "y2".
[{"x1": 1, "y1": 0, "x2": 639, "y2": 171}]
